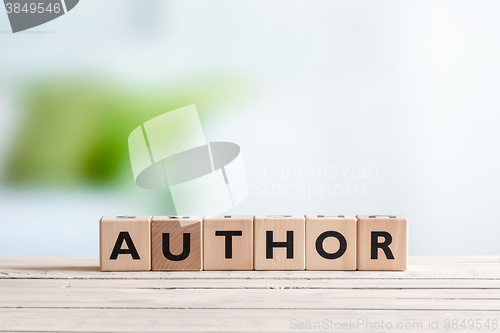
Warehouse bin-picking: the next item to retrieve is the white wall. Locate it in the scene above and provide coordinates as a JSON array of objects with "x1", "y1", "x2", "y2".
[{"x1": 1, "y1": 1, "x2": 499, "y2": 256}]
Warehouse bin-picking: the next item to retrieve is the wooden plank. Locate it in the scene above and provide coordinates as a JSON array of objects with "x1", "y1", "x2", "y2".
[
  {"x1": 1, "y1": 257, "x2": 499, "y2": 332},
  {"x1": 1, "y1": 308, "x2": 499, "y2": 333},
  {"x1": 1, "y1": 281, "x2": 500, "y2": 310},
  {"x1": 3, "y1": 278, "x2": 500, "y2": 296},
  {"x1": 2, "y1": 277, "x2": 500, "y2": 289},
  {"x1": 1, "y1": 257, "x2": 500, "y2": 279}
]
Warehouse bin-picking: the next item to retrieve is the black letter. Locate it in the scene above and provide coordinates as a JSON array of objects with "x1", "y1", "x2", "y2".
[
  {"x1": 215, "y1": 230, "x2": 242, "y2": 259},
  {"x1": 110, "y1": 231, "x2": 140, "y2": 260},
  {"x1": 163, "y1": 233, "x2": 190, "y2": 261},
  {"x1": 266, "y1": 231, "x2": 293, "y2": 259},
  {"x1": 371, "y1": 231, "x2": 394, "y2": 259},
  {"x1": 315, "y1": 231, "x2": 347, "y2": 259}
]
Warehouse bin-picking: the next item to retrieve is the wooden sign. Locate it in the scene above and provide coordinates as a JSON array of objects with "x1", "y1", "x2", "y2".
[{"x1": 100, "y1": 215, "x2": 408, "y2": 271}]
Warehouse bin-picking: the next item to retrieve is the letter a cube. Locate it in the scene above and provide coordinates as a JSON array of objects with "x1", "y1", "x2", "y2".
[{"x1": 100, "y1": 215, "x2": 152, "y2": 271}]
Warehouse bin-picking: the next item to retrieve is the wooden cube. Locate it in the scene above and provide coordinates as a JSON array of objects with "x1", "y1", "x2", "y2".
[
  {"x1": 99, "y1": 215, "x2": 152, "y2": 271},
  {"x1": 254, "y1": 215, "x2": 305, "y2": 270},
  {"x1": 357, "y1": 215, "x2": 408, "y2": 271},
  {"x1": 305, "y1": 215, "x2": 357, "y2": 270},
  {"x1": 151, "y1": 216, "x2": 203, "y2": 271},
  {"x1": 203, "y1": 215, "x2": 253, "y2": 270}
]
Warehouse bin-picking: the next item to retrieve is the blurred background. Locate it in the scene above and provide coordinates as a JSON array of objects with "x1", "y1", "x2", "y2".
[{"x1": 1, "y1": 0, "x2": 499, "y2": 257}]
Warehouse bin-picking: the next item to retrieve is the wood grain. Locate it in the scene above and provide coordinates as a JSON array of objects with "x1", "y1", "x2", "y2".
[
  {"x1": 2, "y1": 257, "x2": 499, "y2": 279},
  {"x1": 203, "y1": 215, "x2": 253, "y2": 270},
  {"x1": 1, "y1": 308, "x2": 499, "y2": 333},
  {"x1": 151, "y1": 216, "x2": 203, "y2": 271},
  {"x1": 1, "y1": 257, "x2": 500, "y2": 332}
]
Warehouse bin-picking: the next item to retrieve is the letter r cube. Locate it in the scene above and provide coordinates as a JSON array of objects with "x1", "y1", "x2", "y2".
[{"x1": 356, "y1": 215, "x2": 408, "y2": 271}]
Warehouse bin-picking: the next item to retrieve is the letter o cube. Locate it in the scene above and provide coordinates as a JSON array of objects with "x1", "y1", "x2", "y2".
[{"x1": 305, "y1": 215, "x2": 357, "y2": 270}]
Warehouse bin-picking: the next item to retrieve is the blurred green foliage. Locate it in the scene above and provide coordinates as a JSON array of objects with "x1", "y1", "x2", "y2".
[{"x1": 3, "y1": 72, "x2": 252, "y2": 188}]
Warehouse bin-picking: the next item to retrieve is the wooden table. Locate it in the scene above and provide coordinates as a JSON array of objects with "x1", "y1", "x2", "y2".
[{"x1": 0, "y1": 257, "x2": 499, "y2": 332}]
